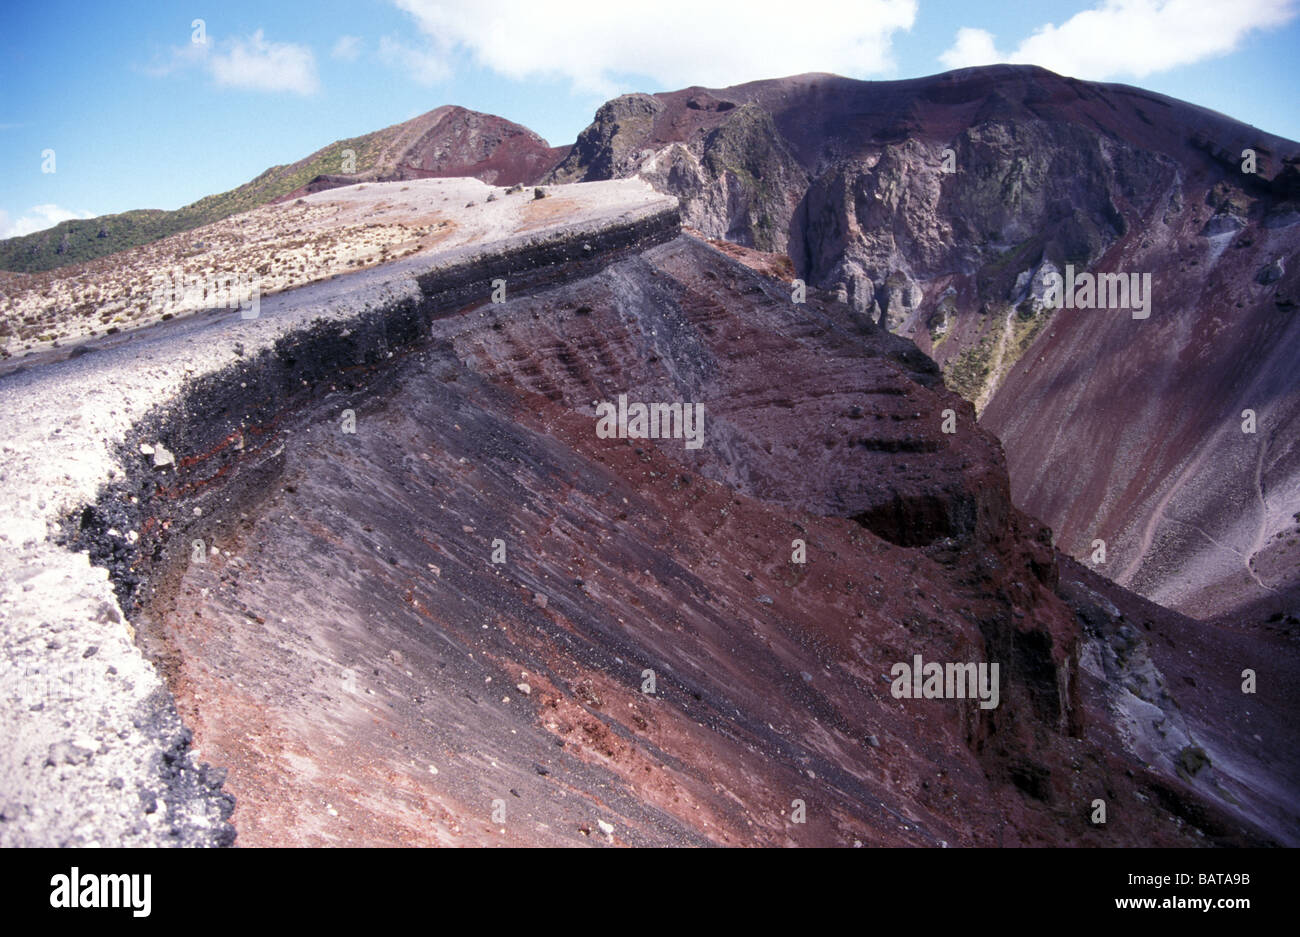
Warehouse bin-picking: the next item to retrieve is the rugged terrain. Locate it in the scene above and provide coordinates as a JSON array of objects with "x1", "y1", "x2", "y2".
[
  {"x1": 542, "y1": 66, "x2": 1300, "y2": 623},
  {"x1": 132, "y1": 232, "x2": 1293, "y2": 846},
  {"x1": 1, "y1": 65, "x2": 1297, "y2": 847},
  {"x1": 0, "y1": 179, "x2": 674, "y2": 846},
  {"x1": 1, "y1": 179, "x2": 1293, "y2": 846}
]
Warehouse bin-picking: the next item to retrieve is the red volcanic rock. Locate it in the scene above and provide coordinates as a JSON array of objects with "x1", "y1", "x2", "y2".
[
  {"x1": 392, "y1": 106, "x2": 570, "y2": 184},
  {"x1": 29, "y1": 67, "x2": 1297, "y2": 848},
  {"x1": 551, "y1": 65, "x2": 1300, "y2": 625},
  {"x1": 277, "y1": 105, "x2": 569, "y2": 202},
  {"x1": 978, "y1": 170, "x2": 1300, "y2": 623},
  {"x1": 119, "y1": 233, "x2": 1279, "y2": 846}
]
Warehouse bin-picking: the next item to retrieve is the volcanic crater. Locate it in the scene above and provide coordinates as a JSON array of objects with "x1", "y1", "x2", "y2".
[{"x1": 57, "y1": 213, "x2": 1292, "y2": 847}]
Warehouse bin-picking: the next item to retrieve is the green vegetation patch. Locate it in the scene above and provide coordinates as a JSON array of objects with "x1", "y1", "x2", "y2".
[
  {"x1": 0, "y1": 129, "x2": 390, "y2": 273},
  {"x1": 944, "y1": 333, "x2": 995, "y2": 400}
]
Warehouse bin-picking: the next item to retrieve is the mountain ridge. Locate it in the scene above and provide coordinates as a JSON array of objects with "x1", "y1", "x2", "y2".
[
  {"x1": 541, "y1": 65, "x2": 1300, "y2": 623},
  {"x1": 0, "y1": 105, "x2": 567, "y2": 272},
  {"x1": 8, "y1": 66, "x2": 1296, "y2": 276},
  {"x1": 5, "y1": 64, "x2": 1297, "y2": 623}
]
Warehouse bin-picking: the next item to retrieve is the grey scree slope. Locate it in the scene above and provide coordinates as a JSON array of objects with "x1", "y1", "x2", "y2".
[{"x1": 0, "y1": 179, "x2": 679, "y2": 846}]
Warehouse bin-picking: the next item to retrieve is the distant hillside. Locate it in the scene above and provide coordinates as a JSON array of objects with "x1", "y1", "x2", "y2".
[{"x1": 0, "y1": 106, "x2": 567, "y2": 273}]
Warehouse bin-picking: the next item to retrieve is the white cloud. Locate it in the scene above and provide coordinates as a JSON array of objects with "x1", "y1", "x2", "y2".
[
  {"x1": 378, "y1": 35, "x2": 449, "y2": 85},
  {"x1": 332, "y1": 35, "x2": 363, "y2": 61},
  {"x1": 139, "y1": 39, "x2": 207, "y2": 78},
  {"x1": 938, "y1": 27, "x2": 1001, "y2": 71},
  {"x1": 144, "y1": 29, "x2": 319, "y2": 94},
  {"x1": 208, "y1": 29, "x2": 319, "y2": 94},
  {"x1": 939, "y1": 0, "x2": 1297, "y2": 79},
  {"x1": 1, "y1": 204, "x2": 95, "y2": 239},
  {"x1": 390, "y1": 0, "x2": 917, "y2": 93}
]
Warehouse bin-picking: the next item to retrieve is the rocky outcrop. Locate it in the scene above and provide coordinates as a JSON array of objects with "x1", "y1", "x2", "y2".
[
  {"x1": 277, "y1": 105, "x2": 569, "y2": 199},
  {"x1": 549, "y1": 65, "x2": 1300, "y2": 623},
  {"x1": 549, "y1": 93, "x2": 667, "y2": 183},
  {"x1": 551, "y1": 97, "x2": 808, "y2": 252}
]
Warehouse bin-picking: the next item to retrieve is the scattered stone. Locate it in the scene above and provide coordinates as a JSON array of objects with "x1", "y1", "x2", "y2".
[
  {"x1": 45, "y1": 742, "x2": 93, "y2": 767},
  {"x1": 1257, "y1": 258, "x2": 1284, "y2": 285}
]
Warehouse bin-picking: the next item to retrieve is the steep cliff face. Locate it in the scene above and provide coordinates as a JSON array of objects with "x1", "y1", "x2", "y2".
[
  {"x1": 549, "y1": 65, "x2": 1300, "y2": 622},
  {"x1": 8, "y1": 171, "x2": 1288, "y2": 845},
  {"x1": 99, "y1": 233, "x2": 1272, "y2": 846},
  {"x1": 7, "y1": 69, "x2": 1296, "y2": 847},
  {"x1": 979, "y1": 156, "x2": 1300, "y2": 621},
  {"x1": 792, "y1": 120, "x2": 1167, "y2": 362},
  {"x1": 550, "y1": 94, "x2": 808, "y2": 252}
]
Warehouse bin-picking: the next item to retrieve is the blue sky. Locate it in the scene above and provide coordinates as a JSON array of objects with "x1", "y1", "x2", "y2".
[{"x1": 3, "y1": 0, "x2": 1298, "y2": 238}]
